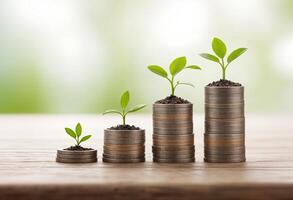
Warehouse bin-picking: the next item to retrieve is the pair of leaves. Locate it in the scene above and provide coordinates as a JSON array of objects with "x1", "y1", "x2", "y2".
[
  {"x1": 148, "y1": 56, "x2": 201, "y2": 79},
  {"x1": 65, "y1": 123, "x2": 92, "y2": 145},
  {"x1": 103, "y1": 104, "x2": 146, "y2": 116},
  {"x1": 200, "y1": 37, "x2": 247, "y2": 64},
  {"x1": 103, "y1": 91, "x2": 146, "y2": 116}
]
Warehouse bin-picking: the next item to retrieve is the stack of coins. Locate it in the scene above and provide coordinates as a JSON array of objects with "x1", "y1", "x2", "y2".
[
  {"x1": 153, "y1": 104, "x2": 195, "y2": 163},
  {"x1": 56, "y1": 149, "x2": 97, "y2": 163},
  {"x1": 103, "y1": 129, "x2": 145, "y2": 163},
  {"x1": 204, "y1": 86, "x2": 245, "y2": 163}
]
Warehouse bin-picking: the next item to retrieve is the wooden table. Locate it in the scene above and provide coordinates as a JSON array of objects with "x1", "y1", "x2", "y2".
[{"x1": 0, "y1": 115, "x2": 292, "y2": 200}]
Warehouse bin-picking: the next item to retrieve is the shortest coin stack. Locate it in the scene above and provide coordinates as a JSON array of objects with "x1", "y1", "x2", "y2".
[
  {"x1": 103, "y1": 129, "x2": 145, "y2": 163},
  {"x1": 152, "y1": 134, "x2": 195, "y2": 163},
  {"x1": 56, "y1": 149, "x2": 97, "y2": 163},
  {"x1": 204, "y1": 134, "x2": 245, "y2": 163}
]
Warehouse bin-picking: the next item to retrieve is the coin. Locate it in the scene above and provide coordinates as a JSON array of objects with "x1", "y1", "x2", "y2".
[
  {"x1": 206, "y1": 98, "x2": 244, "y2": 105},
  {"x1": 152, "y1": 145, "x2": 195, "y2": 151},
  {"x1": 153, "y1": 128, "x2": 193, "y2": 135},
  {"x1": 153, "y1": 152, "x2": 194, "y2": 159},
  {"x1": 205, "y1": 98, "x2": 244, "y2": 105},
  {"x1": 153, "y1": 113, "x2": 192, "y2": 121},
  {"x1": 205, "y1": 106, "x2": 244, "y2": 119},
  {"x1": 57, "y1": 149, "x2": 97, "y2": 156},
  {"x1": 56, "y1": 157, "x2": 97, "y2": 163},
  {"x1": 154, "y1": 120, "x2": 192, "y2": 127},
  {"x1": 204, "y1": 133, "x2": 245, "y2": 143},
  {"x1": 205, "y1": 118, "x2": 245, "y2": 133},
  {"x1": 153, "y1": 134, "x2": 194, "y2": 139},
  {"x1": 103, "y1": 144, "x2": 144, "y2": 151},
  {"x1": 153, "y1": 157, "x2": 195, "y2": 163},
  {"x1": 103, "y1": 153, "x2": 144, "y2": 159},
  {"x1": 204, "y1": 141, "x2": 244, "y2": 148},
  {"x1": 153, "y1": 103, "x2": 193, "y2": 114},
  {"x1": 56, "y1": 150, "x2": 97, "y2": 163},
  {"x1": 103, "y1": 149, "x2": 145, "y2": 155},
  {"x1": 205, "y1": 89, "x2": 243, "y2": 95},
  {"x1": 104, "y1": 129, "x2": 145, "y2": 145},
  {"x1": 104, "y1": 130, "x2": 145, "y2": 139},
  {"x1": 103, "y1": 157, "x2": 145, "y2": 163},
  {"x1": 153, "y1": 140, "x2": 194, "y2": 146},
  {"x1": 152, "y1": 146, "x2": 195, "y2": 154},
  {"x1": 104, "y1": 139, "x2": 145, "y2": 145},
  {"x1": 205, "y1": 118, "x2": 244, "y2": 125},
  {"x1": 204, "y1": 154, "x2": 245, "y2": 163},
  {"x1": 204, "y1": 147, "x2": 245, "y2": 155},
  {"x1": 204, "y1": 136, "x2": 244, "y2": 142},
  {"x1": 57, "y1": 154, "x2": 96, "y2": 159}
]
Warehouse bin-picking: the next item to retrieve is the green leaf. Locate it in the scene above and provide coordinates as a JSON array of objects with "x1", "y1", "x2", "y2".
[
  {"x1": 120, "y1": 91, "x2": 129, "y2": 110},
  {"x1": 65, "y1": 128, "x2": 76, "y2": 139},
  {"x1": 227, "y1": 48, "x2": 247, "y2": 63},
  {"x1": 127, "y1": 104, "x2": 146, "y2": 114},
  {"x1": 147, "y1": 65, "x2": 168, "y2": 78},
  {"x1": 212, "y1": 37, "x2": 227, "y2": 58},
  {"x1": 103, "y1": 109, "x2": 122, "y2": 115},
  {"x1": 169, "y1": 56, "x2": 186, "y2": 76},
  {"x1": 199, "y1": 53, "x2": 219, "y2": 63},
  {"x1": 185, "y1": 65, "x2": 201, "y2": 70},
  {"x1": 178, "y1": 82, "x2": 195, "y2": 88},
  {"x1": 75, "y1": 123, "x2": 82, "y2": 137},
  {"x1": 79, "y1": 135, "x2": 92, "y2": 144}
]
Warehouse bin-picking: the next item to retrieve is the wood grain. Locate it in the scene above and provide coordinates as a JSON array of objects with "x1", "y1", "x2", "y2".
[{"x1": 0, "y1": 115, "x2": 293, "y2": 200}]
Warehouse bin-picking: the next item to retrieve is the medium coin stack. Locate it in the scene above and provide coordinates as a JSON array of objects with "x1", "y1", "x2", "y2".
[
  {"x1": 204, "y1": 86, "x2": 246, "y2": 163},
  {"x1": 103, "y1": 129, "x2": 145, "y2": 163},
  {"x1": 56, "y1": 149, "x2": 97, "y2": 163},
  {"x1": 153, "y1": 104, "x2": 195, "y2": 163}
]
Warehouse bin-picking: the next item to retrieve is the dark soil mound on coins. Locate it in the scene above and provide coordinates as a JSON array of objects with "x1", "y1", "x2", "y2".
[
  {"x1": 207, "y1": 79, "x2": 242, "y2": 87},
  {"x1": 64, "y1": 145, "x2": 93, "y2": 151},
  {"x1": 109, "y1": 124, "x2": 140, "y2": 130},
  {"x1": 156, "y1": 95, "x2": 190, "y2": 104}
]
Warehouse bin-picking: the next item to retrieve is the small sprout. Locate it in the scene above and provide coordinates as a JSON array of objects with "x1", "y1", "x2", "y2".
[
  {"x1": 200, "y1": 37, "x2": 247, "y2": 80},
  {"x1": 103, "y1": 91, "x2": 146, "y2": 125},
  {"x1": 65, "y1": 123, "x2": 92, "y2": 146},
  {"x1": 147, "y1": 56, "x2": 201, "y2": 96}
]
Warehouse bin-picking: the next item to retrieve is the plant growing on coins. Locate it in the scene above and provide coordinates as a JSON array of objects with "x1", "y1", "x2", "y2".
[
  {"x1": 103, "y1": 91, "x2": 146, "y2": 125},
  {"x1": 147, "y1": 56, "x2": 201, "y2": 96},
  {"x1": 200, "y1": 37, "x2": 247, "y2": 80},
  {"x1": 65, "y1": 123, "x2": 92, "y2": 146}
]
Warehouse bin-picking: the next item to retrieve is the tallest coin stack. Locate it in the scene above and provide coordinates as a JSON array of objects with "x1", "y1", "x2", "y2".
[{"x1": 204, "y1": 86, "x2": 246, "y2": 163}]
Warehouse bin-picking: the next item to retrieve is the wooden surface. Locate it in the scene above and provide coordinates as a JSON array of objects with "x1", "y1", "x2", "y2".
[{"x1": 0, "y1": 114, "x2": 293, "y2": 200}]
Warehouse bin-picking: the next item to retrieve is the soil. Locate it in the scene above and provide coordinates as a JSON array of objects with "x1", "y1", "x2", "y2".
[
  {"x1": 64, "y1": 145, "x2": 93, "y2": 151},
  {"x1": 109, "y1": 124, "x2": 141, "y2": 130},
  {"x1": 207, "y1": 79, "x2": 242, "y2": 87},
  {"x1": 155, "y1": 95, "x2": 190, "y2": 104}
]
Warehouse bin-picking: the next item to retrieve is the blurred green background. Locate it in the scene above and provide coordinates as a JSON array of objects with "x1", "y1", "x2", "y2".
[{"x1": 0, "y1": 0, "x2": 292, "y2": 113}]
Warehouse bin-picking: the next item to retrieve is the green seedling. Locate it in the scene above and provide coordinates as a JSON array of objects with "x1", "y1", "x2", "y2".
[
  {"x1": 147, "y1": 56, "x2": 201, "y2": 96},
  {"x1": 65, "y1": 123, "x2": 92, "y2": 146},
  {"x1": 103, "y1": 91, "x2": 146, "y2": 125},
  {"x1": 200, "y1": 37, "x2": 247, "y2": 80}
]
